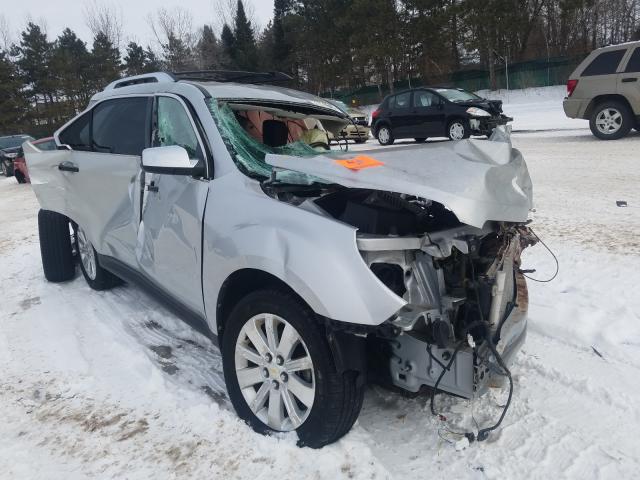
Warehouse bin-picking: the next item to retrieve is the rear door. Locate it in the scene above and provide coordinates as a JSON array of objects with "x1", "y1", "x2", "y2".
[
  {"x1": 412, "y1": 90, "x2": 446, "y2": 137},
  {"x1": 29, "y1": 96, "x2": 151, "y2": 268},
  {"x1": 618, "y1": 47, "x2": 640, "y2": 115},
  {"x1": 136, "y1": 94, "x2": 210, "y2": 315},
  {"x1": 387, "y1": 92, "x2": 414, "y2": 138}
]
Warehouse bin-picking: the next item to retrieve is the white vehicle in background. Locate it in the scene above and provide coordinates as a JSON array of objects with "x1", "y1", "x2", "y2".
[{"x1": 25, "y1": 70, "x2": 535, "y2": 447}]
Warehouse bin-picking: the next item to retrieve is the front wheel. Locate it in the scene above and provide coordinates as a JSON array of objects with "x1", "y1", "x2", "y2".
[
  {"x1": 589, "y1": 101, "x2": 633, "y2": 140},
  {"x1": 447, "y1": 119, "x2": 470, "y2": 140},
  {"x1": 376, "y1": 125, "x2": 394, "y2": 145},
  {"x1": 1, "y1": 160, "x2": 13, "y2": 177},
  {"x1": 222, "y1": 289, "x2": 365, "y2": 448}
]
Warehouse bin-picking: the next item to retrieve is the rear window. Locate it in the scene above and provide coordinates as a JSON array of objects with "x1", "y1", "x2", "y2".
[
  {"x1": 582, "y1": 50, "x2": 626, "y2": 76},
  {"x1": 625, "y1": 48, "x2": 640, "y2": 73}
]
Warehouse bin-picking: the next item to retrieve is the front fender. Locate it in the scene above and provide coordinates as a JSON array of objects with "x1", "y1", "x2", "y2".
[{"x1": 202, "y1": 173, "x2": 406, "y2": 332}]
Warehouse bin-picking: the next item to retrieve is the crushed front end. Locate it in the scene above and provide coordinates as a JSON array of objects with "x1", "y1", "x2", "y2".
[{"x1": 316, "y1": 189, "x2": 537, "y2": 400}]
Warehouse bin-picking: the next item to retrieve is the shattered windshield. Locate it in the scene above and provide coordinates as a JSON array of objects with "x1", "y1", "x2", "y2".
[
  {"x1": 206, "y1": 99, "x2": 333, "y2": 185},
  {"x1": 434, "y1": 88, "x2": 482, "y2": 102}
]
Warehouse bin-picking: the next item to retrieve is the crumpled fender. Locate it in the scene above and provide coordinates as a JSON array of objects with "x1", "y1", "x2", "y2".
[{"x1": 201, "y1": 173, "x2": 407, "y2": 330}]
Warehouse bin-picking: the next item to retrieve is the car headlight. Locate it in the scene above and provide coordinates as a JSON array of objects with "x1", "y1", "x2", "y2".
[{"x1": 466, "y1": 107, "x2": 491, "y2": 117}]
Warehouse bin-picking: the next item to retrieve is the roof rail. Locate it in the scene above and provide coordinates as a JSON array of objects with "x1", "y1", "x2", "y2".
[
  {"x1": 172, "y1": 70, "x2": 293, "y2": 84},
  {"x1": 104, "y1": 72, "x2": 176, "y2": 90}
]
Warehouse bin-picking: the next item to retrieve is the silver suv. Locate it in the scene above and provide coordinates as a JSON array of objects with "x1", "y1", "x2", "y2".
[
  {"x1": 564, "y1": 41, "x2": 640, "y2": 139},
  {"x1": 25, "y1": 71, "x2": 535, "y2": 447}
]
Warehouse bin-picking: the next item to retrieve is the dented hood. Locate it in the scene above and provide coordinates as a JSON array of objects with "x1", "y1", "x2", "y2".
[{"x1": 265, "y1": 136, "x2": 532, "y2": 229}]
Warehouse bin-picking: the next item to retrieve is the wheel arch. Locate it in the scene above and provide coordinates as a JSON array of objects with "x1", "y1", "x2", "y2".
[
  {"x1": 215, "y1": 268, "x2": 308, "y2": 340},
  {"x1": 585, "y1": 94, "x2": 634, "y2": 119}
]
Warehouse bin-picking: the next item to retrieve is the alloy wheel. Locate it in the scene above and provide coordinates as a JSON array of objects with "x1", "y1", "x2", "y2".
[
  {"x1": 76, "y1": 227, "x2": 97, "y2": 280},
  {"x1": 378, "y1": 127, "x2": 390, "y2": 144},
  {"x1": 234, "y1": 313, "x2": 315, "y2": 431},
  {"x1": 449, "y1": 122, "x2": 465, "y2": 140},
  {"x1": 595, "y1": 108, "x2": 622, "y2": 135}
]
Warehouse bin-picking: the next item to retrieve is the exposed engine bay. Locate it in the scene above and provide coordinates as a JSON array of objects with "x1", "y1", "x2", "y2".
[{"x1": 265, "y1": 181, "x2": 537, "y2": 438}]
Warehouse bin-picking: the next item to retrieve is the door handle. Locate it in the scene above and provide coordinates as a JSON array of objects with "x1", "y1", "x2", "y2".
[
  {"x1": 58, "y1": 161, "x2": 79, "y2": 173},
  {"x1": 622, "y1": 77, "x2": 637, "y2": 82}
]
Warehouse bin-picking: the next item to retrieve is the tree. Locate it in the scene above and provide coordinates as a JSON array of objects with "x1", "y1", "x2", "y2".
[
  {"x1": 14, "y1": 23, "x2": 56, "y2": 128},
  {"x1": 221, "y1": 23, "x2": 236, "y2": 68},
  {"x1": 197, "y1": 25, "x2": 221, "y2": 69},
  {"x1": 89, "y1": 31, "x2": 121, "y2": 90},
  {"x1": 0, "y1": 50, "x2": 28, "y2": 134},
  {"x1": 233, "y1": 0, "x2": 258, "y2": 70},
  {"x1": 51, "y1": 28, "x2": 91, "y2": 115}
]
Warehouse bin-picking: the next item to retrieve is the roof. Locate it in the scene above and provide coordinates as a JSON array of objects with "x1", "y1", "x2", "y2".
[{"x1": 95, "y1": 71, "x2": 346, "y2": 117}]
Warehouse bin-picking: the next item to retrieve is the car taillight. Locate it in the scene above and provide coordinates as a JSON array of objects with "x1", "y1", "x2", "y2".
[
  {"x1": 371, "y1": 108, "x2": 381, "y2": 120},
  {"x1": 567, "y1": 79, "x2": 579, "y2": 97}
]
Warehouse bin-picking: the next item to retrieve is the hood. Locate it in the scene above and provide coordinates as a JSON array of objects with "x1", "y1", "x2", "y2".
[
  {"x1": 1, "y1": 146, "x2": 21, "y2": 154},
  {"x1": 456, "y1": 98, "x2": 503, "y2": 115},
  {"x1": 347, "y1": 108, "x2": 366, "y2": 117},
  {"x1": 265, "y1": 133, "x2": 532, "y2": 229}
]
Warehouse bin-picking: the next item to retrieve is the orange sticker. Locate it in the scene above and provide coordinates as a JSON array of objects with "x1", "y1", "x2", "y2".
[{"x1": 335, "y1": 155, "x2": 384, "y2": 171}]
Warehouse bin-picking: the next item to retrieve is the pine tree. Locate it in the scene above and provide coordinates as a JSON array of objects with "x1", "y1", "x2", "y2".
[
  {"x1": 198, "y1": 25, "x2": 220, "y2": 69},
  {"x1": 90, "y1": 32, "x2": 121, "y2": 90},
  {"x1": 0, "y1": 51, "x2": 29, "y2": 134},
  {"x1": 221, "y1": 23, "x2": 236, "y2": 68},
  {"x1": 14, "y1": 23, "x2": 56, "y2": 129},
  {"x1": 123, "y1": 42, "x2": 147, "y2": 75},
  {"x1": 233, "y1": 0, "x2": 258, "y2": 70},
  {"x1": 51, "y1": 29, "x2": 91, "y2": 113}
]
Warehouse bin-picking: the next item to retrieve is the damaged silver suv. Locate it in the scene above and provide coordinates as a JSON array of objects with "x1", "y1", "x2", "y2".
[{"x1": 25, "y1": 71, "x2": 535, "y2": 448}]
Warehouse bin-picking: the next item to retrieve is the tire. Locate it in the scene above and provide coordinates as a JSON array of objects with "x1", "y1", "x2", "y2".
[
  {"x1": 589, "y1": 101, "x2": 633, "y2": 140},
  {"x1": 75, "y1": 225, "x2": 120, "y2": 290},
  {"x1": 38, "y1": 210, "x2": 76, "y2": 283},
  {"x1": 15, "y1": 171, "x2": 26, "y2": 184},
  {"x1": 447, "y1": 119, "x2": 471, "y2": 140},
  {"x1": 414, "y1": 137, "x2": 427, "y2": 143},
  {"x1": 1, "y1": 160, "x2": 13, "y2": 177},
  {"x1": 376, "y1": 125, "x2": 394, "y2": 145},
  {"x1": 222, "y1": 289, "x2": 365, "y2": 448}
]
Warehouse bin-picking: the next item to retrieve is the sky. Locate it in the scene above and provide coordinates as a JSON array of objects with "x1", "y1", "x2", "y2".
[{"x1": 1, "y1": 0, "x2": 274, "y2": 49}]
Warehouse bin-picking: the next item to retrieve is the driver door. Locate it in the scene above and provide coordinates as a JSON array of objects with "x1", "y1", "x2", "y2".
[{"x1": 137, "y1": 94, "x2": 210, "y2": 316}]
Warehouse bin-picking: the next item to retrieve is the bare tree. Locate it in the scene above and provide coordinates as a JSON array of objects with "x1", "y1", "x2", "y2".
[
  {"x1": 0, "y1": 14, "x2": 12, "y2": 51},
  {"x1": 211, "y1": 0, "x2": 259, "y2": 35},
  {"x1": 83, "y1": 0, "x2": 123, "y2": 47}
]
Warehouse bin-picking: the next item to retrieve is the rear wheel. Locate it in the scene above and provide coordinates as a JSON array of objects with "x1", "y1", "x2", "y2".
[
  {"x1": 376, "y1": 125, "x2": 394, "y2": 145},
  {"x1": 589, "y1": 101, "x2": 632, "y2": 140},
  {"x1": 38, "y1": 210, "x2": 75, "y2": 283},
  {"x1": 75, "y1": 226, "x2": 120, "y2": 290},
  {"x1": 447, "y1": 119, "x2": 470, "y2": 140},
  {"x1": 222, "y1": 289, "x2": 365, "y2": 448}
]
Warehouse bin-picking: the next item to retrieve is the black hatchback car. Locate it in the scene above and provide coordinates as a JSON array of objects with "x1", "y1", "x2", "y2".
[{"x1": 371, "y1": 87, "x2": 512, "y2": 145}]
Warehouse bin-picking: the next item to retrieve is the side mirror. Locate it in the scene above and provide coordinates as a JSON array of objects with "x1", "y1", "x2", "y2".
[{"x1": 141, "y1": 145, "x2": 203, "y2": 176}]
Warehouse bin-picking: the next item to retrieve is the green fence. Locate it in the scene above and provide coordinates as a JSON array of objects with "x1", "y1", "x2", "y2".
[{"x1": 323, "y1": 54, "x2": 589, "y2": 106}]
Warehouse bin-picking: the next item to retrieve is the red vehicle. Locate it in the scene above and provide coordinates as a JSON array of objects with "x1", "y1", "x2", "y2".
[{"x1": 13, "y1": 137, "x2": 56, "y2": 184}]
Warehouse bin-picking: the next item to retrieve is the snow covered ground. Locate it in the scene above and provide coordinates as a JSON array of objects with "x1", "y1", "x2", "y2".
[{"x1": 2, "y1": 111, "x2": 640, "y2": 478}]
